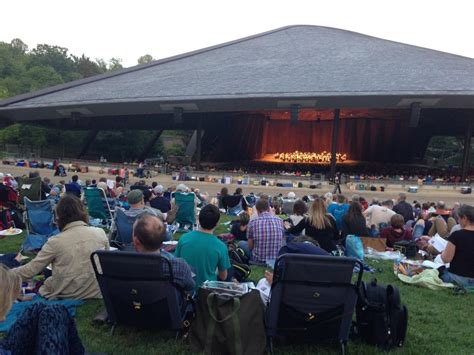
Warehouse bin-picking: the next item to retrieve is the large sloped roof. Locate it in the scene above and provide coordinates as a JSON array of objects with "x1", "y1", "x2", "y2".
[{"x1": 1, "y1": 25, "x2": 474, "y2": 122}]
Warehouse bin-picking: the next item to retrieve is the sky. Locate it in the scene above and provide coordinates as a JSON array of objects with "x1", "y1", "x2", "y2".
[{"x1": 1, "y1": 0, "x2": 473, "y2": 67}]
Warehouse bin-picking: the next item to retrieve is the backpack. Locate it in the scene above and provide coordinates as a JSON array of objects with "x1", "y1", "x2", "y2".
[
  {"x1": 393, "y1": 240, "x2": 417, "y2": 258},
  {"x1": 356, "y1": 279, "x2": 408, "y2": 349},
  {"x1": 228, "y1": 244, "x2": 251, "y2": 282}
]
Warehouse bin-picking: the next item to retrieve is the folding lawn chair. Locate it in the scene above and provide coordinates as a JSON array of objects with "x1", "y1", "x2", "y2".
[
  {"x1": 90, "y1": 250, "x2": 191, "y2": 336},
  {"x1": 17, "y1": 176, "x2": 42, "y2": 204},
  {"x1": 110, "y1": 208, "x2": 137, "y2": 249},
  {"x1": 266, "y1": 254, "x2": 363, "y2": 355},
  {"x1": 173, "y1": 192, "x2": 196, "y2": 232},
  {"x1": 225, "y1": 195, "x2": 244, "y2": 216},
  {"x1": 84, "y1": 187, "x2": 114, "y2": 228},
  {"x1": 22, "y1": 197, "x2": 59, "y2": 252},
  {"x1": 282, "y1": 199, "x2": 296, "y2": 215}
]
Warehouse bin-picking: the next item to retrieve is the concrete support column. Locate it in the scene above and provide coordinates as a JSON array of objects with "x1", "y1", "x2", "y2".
[{"x1": 330, "y1": 108, "x2": 341, "y2": 180}]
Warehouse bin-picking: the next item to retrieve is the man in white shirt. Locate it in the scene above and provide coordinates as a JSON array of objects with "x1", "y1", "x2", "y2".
[{"x1": 363, "y1": 199, "x2": 396, "y2": 233}]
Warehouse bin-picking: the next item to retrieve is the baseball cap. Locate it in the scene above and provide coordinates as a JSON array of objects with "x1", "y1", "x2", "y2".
[{"x1": 127, "y1": 189, "x2": 144, "y2": 204}]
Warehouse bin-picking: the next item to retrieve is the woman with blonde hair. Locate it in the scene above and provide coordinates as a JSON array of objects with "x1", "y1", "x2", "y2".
[
  {"x1": 0, "y1": 265, "x2": 84, "y2": 353},
  {"x1": 0, "y1": 265, "x2": 21, "y2": 322},
  {"x1": 285, "y1": 196, "x2": 339, "y2": 253}
]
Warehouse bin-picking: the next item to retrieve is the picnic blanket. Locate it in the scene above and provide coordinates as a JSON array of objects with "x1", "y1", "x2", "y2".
[
  {"x1": 0, "y1": 295, "x2": 83, "y2": 332},
  {"x1": 397, "y1": 269, "x2": 455, "y2": 291}
]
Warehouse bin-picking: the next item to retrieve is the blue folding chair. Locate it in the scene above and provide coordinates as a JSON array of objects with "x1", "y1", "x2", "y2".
[
  {"x1": 111, "y1": 208, "x2": 137, "y2": 249},
  {"x1": 22, "y1": 197, "x2": 59, "y2": 253}
]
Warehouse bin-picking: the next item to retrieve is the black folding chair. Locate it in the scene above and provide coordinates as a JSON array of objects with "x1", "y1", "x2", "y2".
[
  {"x1": 266, "y1": 254, "x2": 363, "y2": 355},
  {"x1": 90, "y1": 250, "x2": 190, "y2": 336}
]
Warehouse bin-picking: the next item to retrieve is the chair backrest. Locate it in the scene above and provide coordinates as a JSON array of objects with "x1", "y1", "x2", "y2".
[
  {"x1": 24, "y1": 197, "x2": 56, "y2": 235},
  {"x1": 266, "y1": 254, "x2": 363, "y2": 342},
  {"x1": 226, "y1": 195, "x2": 243, "y2": 216},
  {"x1": 282, "y1": 199, "x2": 296, "y2": 215},
  {"x1": 114, "y1": 208, "x2": 137, "y2": 245},
  {"x1": 173, "y1": 192, "x2": 196, "y2": 225},
  {"x1": 84, "y1": 187, "x2": 113, "y2": 221},
  {"x1": 65, "y1": 183, "x2": 81, "y2": 197},
  {"x1": 18, "y1": 176, "x2": 42, "y2": 202},
  {"x1": 90, "y1": 250, "x2": 185, "y2": 330}
]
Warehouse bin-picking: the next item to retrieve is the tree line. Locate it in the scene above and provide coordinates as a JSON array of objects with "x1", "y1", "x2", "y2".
[{"x1": 0, "y1": 38, "x2": 179, "y2": 162}]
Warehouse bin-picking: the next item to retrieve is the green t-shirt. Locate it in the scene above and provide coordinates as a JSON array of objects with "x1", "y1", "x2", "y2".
[{"x1": 175, "y1": 230, "x2": 231, "y2": 288}]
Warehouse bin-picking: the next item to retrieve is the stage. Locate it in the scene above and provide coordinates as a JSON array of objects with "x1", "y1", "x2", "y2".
[{"x1": 257, "y1": 154, "x2": 358, "y2": 166}]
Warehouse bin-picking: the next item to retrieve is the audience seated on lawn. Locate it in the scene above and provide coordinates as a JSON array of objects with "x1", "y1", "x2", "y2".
[
  {"x1": 230, "y1": 211, "x2": 250, "y2": 241},
  {"x1": 439, "y1": 204, "x2": 474, "y2": 289},
  {"x1": 286, "y1": 196, "x2": 339, "y2": 253},
  {"x1": 150, "y1": 185, "x2": 171, "y2": 214},
  {"x1": 288, "y1": 199, "x2": 307, "y2": 227},
  {"x1": 124, "y1": 189, "x2": 163, "y2": 219},
  {"x1": 380, "y1": 214, "x2": 412, "y2": 248},
  {"x1": 342, "y1": 201, "x2": 370, "y2": 239},
  {"x1": 222, "y1": 187, "x2": 247, "y2": 215},
  {"x1": 0, "y1": 265, "x2": 84, "y2": 354},
  {"x1": 327, "y1": 194, "x2": 349, "y2": 232},
  {"x1": 393, "y1": 193, "x2": 414, "y2": 223},
  {"x1": 132, "y1": 214, "x2": 194, "y2": 292},
  {"x1": 363, "y1": 199, "x2": 395, "y2": 234},
  {"x1": 67, "y1": 174, "x2": 82, "y2": 198},
  {"x1": 13, "y1": 195, "x2": 109, "y2": 299},
  {"x1": 427, "y1": 201, "x2": 457, "y2": 238},
  {"x1": 171, "y1": 184, "x2": 200, "y2": 207},
  {"x1": 239, "y1": 198, "x2": 285, "y2": 264},
  {"x1": 175, "y1": 205, "x2": 231, "y2": 288}
]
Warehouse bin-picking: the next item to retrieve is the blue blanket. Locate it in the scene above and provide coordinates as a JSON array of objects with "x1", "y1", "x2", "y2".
[{"x1": 0, "y1": 295, "x2": 83, "y2": 332}]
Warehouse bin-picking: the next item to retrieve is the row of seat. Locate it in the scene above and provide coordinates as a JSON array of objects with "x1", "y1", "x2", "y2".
[{"x1": 91, "y1": 251, "x2": 363, "y2": 354}]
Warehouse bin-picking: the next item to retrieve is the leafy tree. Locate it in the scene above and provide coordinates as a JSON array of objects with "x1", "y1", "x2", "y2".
[
  {"x1": 25, "y1": 66, "x2": 63, "y2": 91},
  {"x1": 137, "y1": 54, "x2": 154, "y2": 64},
  {"x1": 108, "y1": 57, "x2": 123, "y2": 71},
  {"x1": 10, "y1": 38, "x2": 28, "y2": 55},
  {"x1": 73, "y1": 54, "x2": 108, "y2": 78},
  {"x1": 28, "y1": 44, "x2": 79, "y2": 81}
]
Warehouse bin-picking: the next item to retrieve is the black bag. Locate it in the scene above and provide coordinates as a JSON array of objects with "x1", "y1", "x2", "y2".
[
  {"x1": 356, "y1": 279, "x2": 408, "y2": 349},
  {"x1": 189, "y1": 288, "x2": 266, "y2": 355},
  {"x1": 228, "y1": 244, "x2": 251, "y2": 282},
  {"x1": 393, "y1": 240, "x2": 417, "y2": 258}
]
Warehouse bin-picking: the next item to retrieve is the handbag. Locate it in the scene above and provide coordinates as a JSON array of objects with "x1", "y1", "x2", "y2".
[{"x1": 189, "y1": 287, "x2": 266, "y2": 355}]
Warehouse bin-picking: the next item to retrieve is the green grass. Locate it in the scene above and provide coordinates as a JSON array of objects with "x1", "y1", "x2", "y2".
[{"x1": 1, "y1": 217, "x2": 473, "y2": 354}]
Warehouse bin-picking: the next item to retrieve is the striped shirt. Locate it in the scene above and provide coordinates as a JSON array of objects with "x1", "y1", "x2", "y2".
[{"x1": 247, "y1": 212, "x2": 285, "y2": 263}]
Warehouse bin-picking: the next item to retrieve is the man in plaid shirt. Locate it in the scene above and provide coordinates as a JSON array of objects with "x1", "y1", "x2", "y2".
[{"x1": 241, "y1": 198, "x2": 285, "y2": 264}]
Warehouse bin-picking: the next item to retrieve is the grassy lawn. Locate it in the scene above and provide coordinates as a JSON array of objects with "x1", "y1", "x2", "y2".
[{"x1": 1, "y1": 216, "x2": 473, "y2": 354}]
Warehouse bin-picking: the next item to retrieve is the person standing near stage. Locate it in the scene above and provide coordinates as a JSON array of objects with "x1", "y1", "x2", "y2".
[{"x1": 333, "y1": 172, "x2": 342, "y2": 194}]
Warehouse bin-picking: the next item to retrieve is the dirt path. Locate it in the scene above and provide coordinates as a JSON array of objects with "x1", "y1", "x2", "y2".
[{"x1": 2, "y1": 164, "x2": 473, "y2": 206}]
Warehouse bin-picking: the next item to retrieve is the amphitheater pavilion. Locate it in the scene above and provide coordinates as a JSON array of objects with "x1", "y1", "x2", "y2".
[{"x1": 1, "y1": 25, "x2": 474, "y2": 178}]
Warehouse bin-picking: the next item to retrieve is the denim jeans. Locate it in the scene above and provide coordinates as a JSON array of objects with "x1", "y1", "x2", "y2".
[
  {"x1": 441, "y1": 270, "x2": 474, "y2": 289},
  {"x1": 237, "y1": 240, "x2": 252, "y2": 260},
  {"x1": 412, "y1": 224, "x2": 425, "y2": 241}
]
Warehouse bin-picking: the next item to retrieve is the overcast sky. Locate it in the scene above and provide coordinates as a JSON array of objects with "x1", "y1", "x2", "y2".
[{"x1": 2, "y1": 0, "x2": 473, "y2": 67}]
